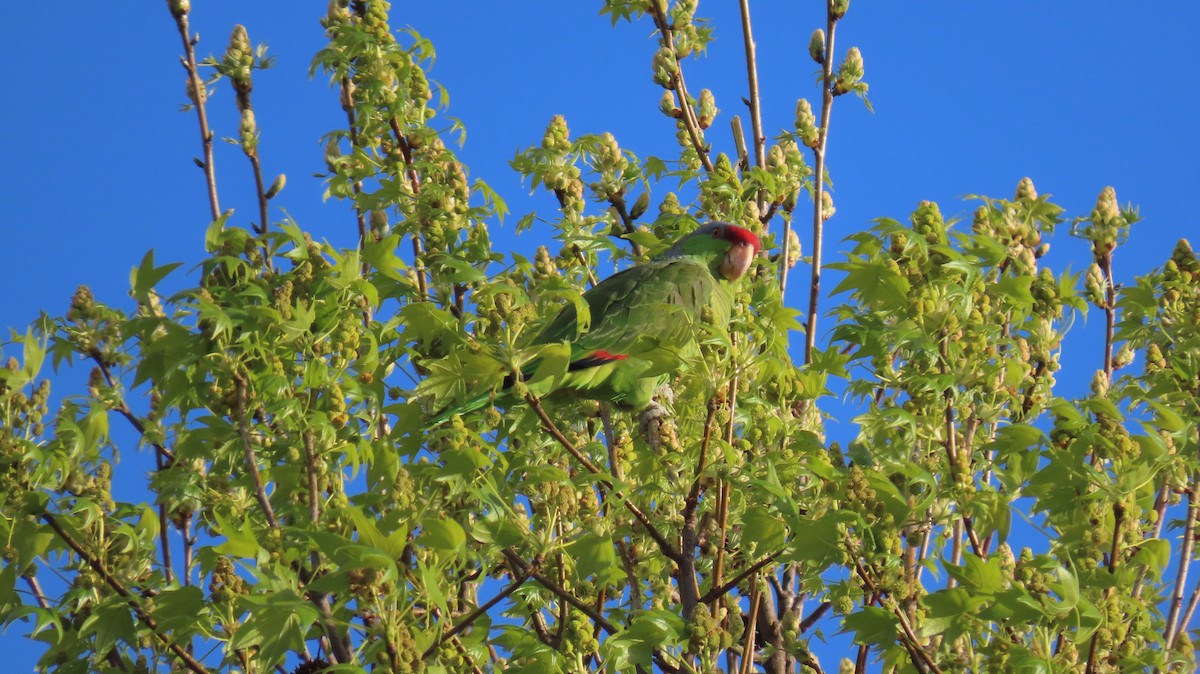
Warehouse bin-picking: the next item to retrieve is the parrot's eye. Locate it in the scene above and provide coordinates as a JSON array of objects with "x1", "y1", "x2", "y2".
[{"x1": 711, "y1": 227, "x2": 723, "y2": 239}]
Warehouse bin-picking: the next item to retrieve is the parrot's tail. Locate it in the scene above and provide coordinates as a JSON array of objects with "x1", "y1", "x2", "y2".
[{"x1": 426, "y1": 392, "x2": 496, "y2": 428}]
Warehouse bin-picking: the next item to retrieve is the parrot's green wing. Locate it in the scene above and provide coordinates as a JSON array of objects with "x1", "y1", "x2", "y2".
[{"x1": 532, "y1": 256, "x2": 730, "y2": 370}]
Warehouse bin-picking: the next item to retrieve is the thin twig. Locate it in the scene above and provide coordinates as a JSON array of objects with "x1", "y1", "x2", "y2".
[
  {"x1": 388, "y1": 117, "x2": 430, "y2": 301},
  {"x1": 738, "y1": 573, "x2": 762, "y2": 674},
  {"x1": 736, "y1": 0, "x2": 766, "y2": 190},
  {"x1": 422, "y1": 567, "x2": 533, "y2": 658},
  {"x1": 90, "y1": 354, "x2": 178, "y2": 582},
  {"x1": 1085, "y1": 501, "x2": 1126, "y2": 674},
  {"x1": 91, "y1": 355, "x2": 174, "y2": 463},
  {"x1": 183, "y1": 514, "x2": 194, "y2": 587},
  {"x1": 1101, "y1": 253, "x2": 1116, "y2": 377},
  {"x1": 234, "y1": 375, "x2": 279, "y2": 529},
  {"x1": 681, "y1": 398, "x2": 719, "y2": 619},
  {"x1": 804, "y1": 3, "x2": 840, "y2": 364},
  {"x1": 300, "y1": 430, "x2": 350, "y2": 664},
  {"x1": 169, "y1": 9, "x2": 220, "y2": 221},
  {"x1": 700, "y1": 550, "x2": 781, "y2": 604},
  {"x1": 798, "y1": 601, "x2": 831, "y2": 634},
  {"x1": 609, "y1": 196, "x2": 646, "y2": 259},
  {"x1": 42, "y1": 512, "x2": 210, "y2": 674},
  {"x1": 526, "y1": 395, "x2": 682, "y2": 562},
  {"x1": 340, "y1": 79, "x2": 371, "y2": 257},
  {"x1": 854, "y1": 559, "x2": 942, "y2": 674},
  {"x1": 24, "y1": 576, "x2": 50, "y2": 610},
  {"x1": 648, "y1": 3, "x2": 714, "y2": 174},
  {"x1": 1177, "y1": 580, "x2": 1200, "y2": 650},
  {"x1": 1164, "y1": 476, "x2": 1197, "y2": 650}
]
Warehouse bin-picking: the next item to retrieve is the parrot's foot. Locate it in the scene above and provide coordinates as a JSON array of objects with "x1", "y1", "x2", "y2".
[{"x1": 639, "y1": 392, "x2": 679, "y2": 453}]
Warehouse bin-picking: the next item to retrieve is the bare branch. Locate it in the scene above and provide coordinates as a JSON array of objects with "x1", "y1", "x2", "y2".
[
  {"x1": 737, "y1": 0, "x2": 766, "y2": 179},
  {"x1": 804, "y1": 3, "x2": 842, "y2": 364},
  {"x1": 701, "y1": 550, "x2": 781, "y2": 604},
  {"x1": 738, "y1": 573, "x2": 762, "y2": 674},
  {"x1": 168, "y1": 9, "x2": 220, "y2": 221},
  {"x1": 1165, "y1": 475, "x2": 1198, "y2": 650}
]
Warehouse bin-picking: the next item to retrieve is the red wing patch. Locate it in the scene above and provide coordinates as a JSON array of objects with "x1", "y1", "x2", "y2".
[{"x1": 569, "y1": 350, "x2": 628, "y2": 372}]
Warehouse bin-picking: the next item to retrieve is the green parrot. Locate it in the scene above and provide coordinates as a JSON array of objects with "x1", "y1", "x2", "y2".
[{"x1": 429, "y1": 221, "x2": 760, "y2": 425}]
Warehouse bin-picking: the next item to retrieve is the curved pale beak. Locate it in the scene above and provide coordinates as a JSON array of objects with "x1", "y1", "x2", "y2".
[{"x1": 719, "y1": 242, "x2": 756, "y2": 281}]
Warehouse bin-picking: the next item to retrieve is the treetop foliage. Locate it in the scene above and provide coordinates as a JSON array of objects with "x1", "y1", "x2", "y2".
[{"x1": 1, "y1": 2, "x2": 1196, "y2": 673}]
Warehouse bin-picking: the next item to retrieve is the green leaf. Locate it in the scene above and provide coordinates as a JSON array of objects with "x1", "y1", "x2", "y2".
[
  {"x1": 80, "y1": 603, "x2": 136, "y2": 656},
  {"x1": 419, "y1": 518, "x2": 466, "y2": 553},
  {"x1": 783, "y1": 510, "x2": 855, "y2": 571},
  {"x1": 993, "y1": 275, "x2": 1034, "y2": 310},
  {"x1": 919, "y1": 587, "x2": 988, "y2": 639},
  {"x1": 944, "y1": 554, "x2": 1004, "y2": 595},
  {"x1": 1145, "y1": 400, "x2": 1186, "y2": 432},
  {"x1": 130, "y1": 249, "x2": 181, "y2": 303},
  {"x1": 151, "y1": 586, "x2": 207, "y2": 638},
  {"x1": 841, "y1": 606, "x2": 898, "y2": 645},
  {"x1": 349, "y1": 508, "x2": 408, "y2": 558},
  {"x1": 232, "y1": 591, "x2": 320, "y2": 668},
  {"x1": 742, "y1": 506, "x2": 786, "y2": 555},
  {"x1": 569, "y1": 532, "x2": 620, "y2": 581},
  {"x1": 602, "y1": 610, "x2": 685, "y2": 672},
  {"x1": 203, "y1": 211, "x2": 233, "y2": 252},
  {"x1": 212, "y1": 509, "x2": 261, "y2": 558},
  {"x1": 828, "y1": 258, "x2": 911, "y2": 310},
  {"x1": 1129, "y1": 538, "x2": 1170, "y2": 580},
  {"x1": 362, "y1": 233, "x2": 410, "y2": 281}
]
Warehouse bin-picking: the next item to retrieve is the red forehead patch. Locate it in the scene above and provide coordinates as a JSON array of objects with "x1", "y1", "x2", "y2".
[{"x1": 721, "y1": 225, "x2": 761, "y2": 252}]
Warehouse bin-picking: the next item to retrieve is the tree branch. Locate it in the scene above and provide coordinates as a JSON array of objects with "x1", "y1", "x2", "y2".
[
  {"x1": 648, "y1": 3, "x2": 714, "y2": 174},
  {"x1": 42, "y1": 512, "x2": 210, "y2": 674},
  {"x1": 502, "y1": 550, "x2": 680, "y2": 674},
  {"x1": 422, "y1": 565, "x2": 533, "y2": 659},
  {"x1": 701, "y1": 550, "x2": 780, "y2": 604},
  {"x1": 234, "y1": 375, "x2": 279, "y2": 529},
  {"x1": 853, "y1": 559, "x2": 942, "y2": 674},
  {"x1": 738, "y1": 573, "x2": 762, "y2": 674},
  {"x1": 798, "y1": 601, "x2": 831, "y2": 634},
  {"x1": 168, "y1": 6, "x2": 220, "y2": 221},
  {"x1": 1164, "y1": 475, "x2": 1197, "y2": 650},
  {"x1": 804, "y1": 3, "x2": 841, "y2": 364},
  {"x1": 525, "y1": 394, "x2": 682, "y2": 563},
  {"x1": 389, "y1": 116, "x2": 430, "y2": 301},
  {"x1": 736, "y1": 0, "x2": 766, "y2": 179}
]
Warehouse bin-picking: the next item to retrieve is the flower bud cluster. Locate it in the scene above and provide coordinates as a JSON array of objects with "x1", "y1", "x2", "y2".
[
  {"x1": 808, "y1": 29, "x2": 826, "y2": 64},
  {"x1": 765, "y1": 138, "x2": 810, "y2": 212},
  {"x1": 651, "y1": 47, "x2": 678, "y2": 89},
  {"x1": 833, "y1": 47, "x2": 866, "y2": 96},
  {"x1": 167, "y1": 0, "x2": 190, "y2": 18},
  {"x1": 696, "y1": 89, "x2": 717, "y2": 129},
  {"x1": 698, "y1": 154, "x2": 742, "y2": 219},
  {"x1": 1138, "y1": 239, "x2": 1200, "y2": 394},
  {"x1": 795, "y1": 99, "x2": 819, "y2": 148},
  {"x1": 972, "y1": 178, "x2": 1060, "y2": 276},
  {"x1": 589, "y1": 133, "x2": 629, "y2": 201},
  {"x1": 667, "y1": 0, "x2": 709, "y2": 59},
  {"x1": 1074, "y1": 186, "x2": 1136, "y2": 270}
]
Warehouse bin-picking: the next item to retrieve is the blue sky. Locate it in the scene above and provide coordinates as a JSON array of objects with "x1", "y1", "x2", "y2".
[{"x1": 2, "y1": 2, "x2": 1198, "y2": 671}]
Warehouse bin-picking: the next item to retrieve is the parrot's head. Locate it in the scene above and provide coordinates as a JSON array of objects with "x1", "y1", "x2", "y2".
[{"x1": 664, "y1": 222, "x2": 762, "y2": 281}]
